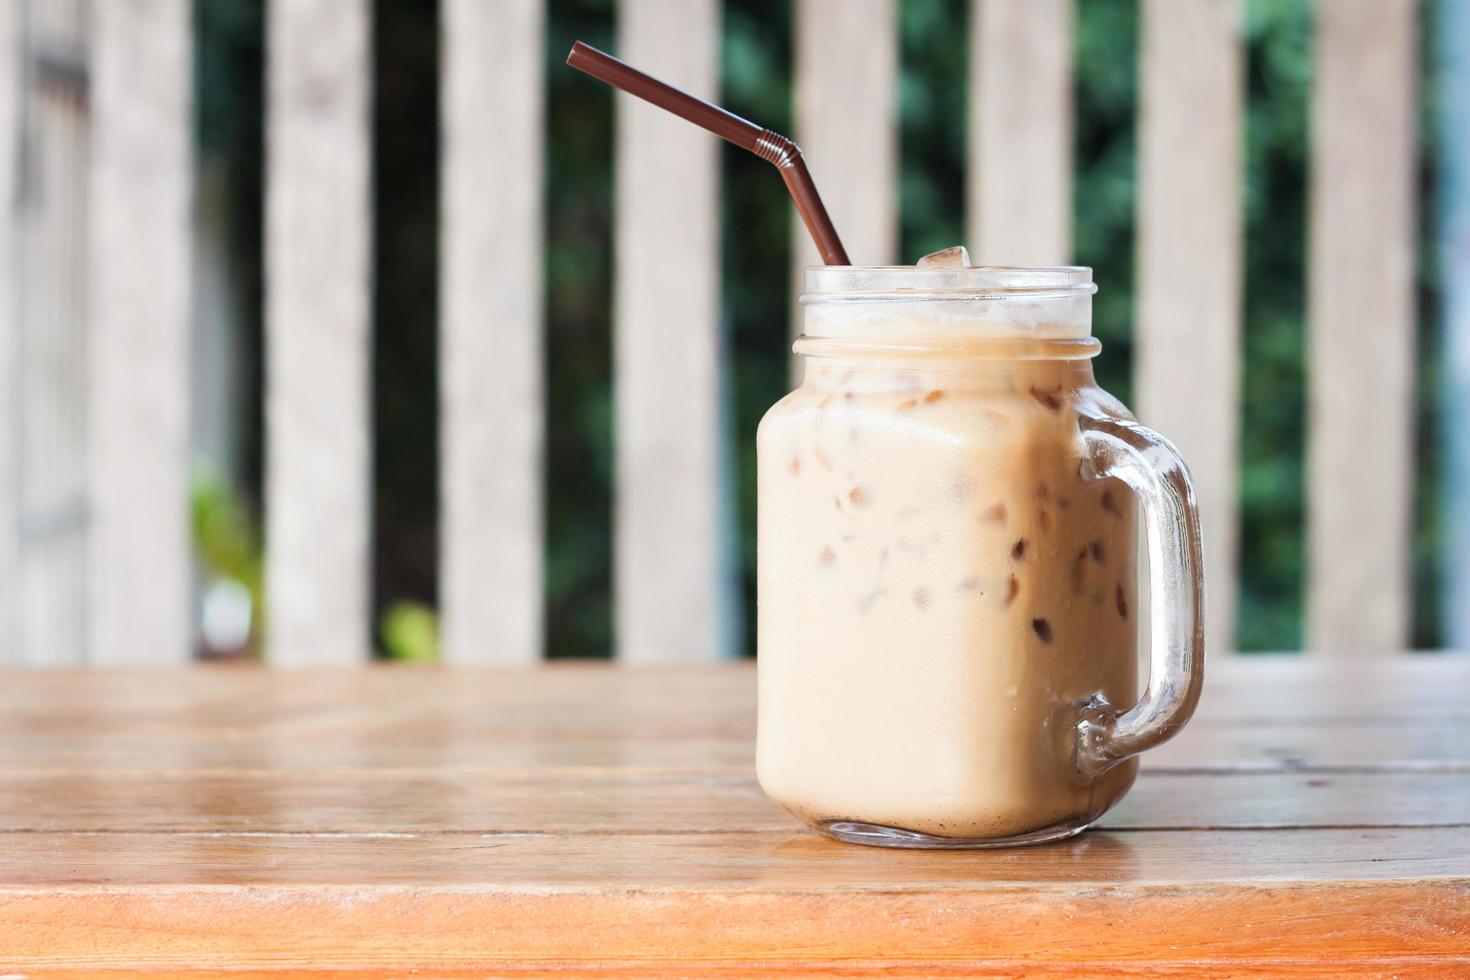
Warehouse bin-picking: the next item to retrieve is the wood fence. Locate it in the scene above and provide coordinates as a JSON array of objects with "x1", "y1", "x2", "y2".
[{"x1": 0, "y1": 0, "x2": 1429, "y2": 664}]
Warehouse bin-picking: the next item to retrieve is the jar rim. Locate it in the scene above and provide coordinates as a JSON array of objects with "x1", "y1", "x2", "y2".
[
  {"x1": 801, "y1": 265, "x2": 1097, "y2": 303},
  {"x1": 792, "y1": 335, "x2": 1102, "y2": 360}
]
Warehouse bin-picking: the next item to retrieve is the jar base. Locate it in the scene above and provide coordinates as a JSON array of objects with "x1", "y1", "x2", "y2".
[{"x1": 816, "y1": 816, "x2": 1092, "y2": 849}]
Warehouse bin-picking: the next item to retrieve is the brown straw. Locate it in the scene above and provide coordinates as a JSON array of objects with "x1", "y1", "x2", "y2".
[{"x1": 566, "y1": 41, "x2": 850, "y2": 266}]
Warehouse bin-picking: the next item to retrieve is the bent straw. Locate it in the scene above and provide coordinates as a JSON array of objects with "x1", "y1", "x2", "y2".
[{"x1": 566, "y1": 41, "x2": 850, "y2": 266}]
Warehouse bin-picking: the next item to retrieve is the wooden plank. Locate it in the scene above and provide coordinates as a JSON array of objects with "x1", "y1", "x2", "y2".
[
  {"x1": 0, "y1": 735, "x2": 755, "y2": 774},
  {"x1": 1306, "y1": 0, "x2": 1418, "y2": 652},
  {"x1": 0, "y1": 656, "x2": 1461, "y2": 727},
  {"x1": 0, "y1": 660, "x2": 1465, "y2": 971},
  {"x1": 0, "y1": 0, "x2": 19, "y2": 664},
  {"x1": 264, "y1": 0, "x2": 373, "y2": 665},
  {"x1": 0, "y1": 769, "x2": 1459, "y2": 833},
  {"x1": 439, "y1": 0, "x2": 545, "y2": 664},
  {"x1": 0, "y1": 718, "x2": 1464, "y2": 776},
  {"x1": 1134, "y1": 0, "x2": 1244, "y2": 656},
  {"x1": 0, "y1": 833, "x2": 1466, "y2": 968},
  {"x1": 1442, "y1": 0, "x2": 1470, "y2": 650},
  {"x1": 12, "y1": 965, "x2": 1470, "y2": 980},
  {"x1": 87, "y1": 0, "x2": 192, "y2": 665},
  {"x1": 0, "y1": 658, "x2": 1463, "y2": 776},
  {"x1": 791, "y1": 0, "x2": 897, "y2": 290},
  {"x1": 1146, "y1": 719, "x2": 1470, "y2": 772},
  {"x1": 968, "y1": 0, "x2": 1073, "y2": 265},
  {"x1": 613, "y1": 0, "x2": 724, "y2": 663},
  {"x1": 0, "y1": 827, "x2": 1463, "y2": 890}
]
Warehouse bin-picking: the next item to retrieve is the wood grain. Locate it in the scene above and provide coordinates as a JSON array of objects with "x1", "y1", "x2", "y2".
[
  {"x1": 87, "y1": 0, "x2": 193, "y2": 666},
  {"x1": 1306, "y1": 0, "x2": 1418, "y2": 652},
  {"x1": 613, "y1": 0, "x2": 726, "y2": 663},
  {"x1": 1134, "y1": 0, "x2": 1244, "y2": 656},
  {"x1": 0, "y1": 721, "x2": 1465, "y2": 776},
  {"x1": 264, "y1": 0, "x2": 372, "y2": 665},
  {"x1": 1, "y1": 654, "x2": 1458, "y2": 717},
  {"x1": 0, "y1": 658, "x2": 1465, "y2": 972},
  {"x1": 0, "y1": 826, "x2": 1463, "y2": 889},
  {"x1": 11, "y1": 966, "x2": 1470, "y2": 980},
  {"x1": 0, "y1": 769, "x2": 1460, "y2": 833},
  {"x1": 439, "y1": 0, "x2": 545, "y2": 664},
  {"x1": 0, "y1": 844, "x2": 1466, "y2": 967}
]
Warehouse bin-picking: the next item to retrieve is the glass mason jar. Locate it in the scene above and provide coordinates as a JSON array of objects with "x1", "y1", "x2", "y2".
[{"x1": 756, "y1": 265, "x2": 1205, "y2": 848}]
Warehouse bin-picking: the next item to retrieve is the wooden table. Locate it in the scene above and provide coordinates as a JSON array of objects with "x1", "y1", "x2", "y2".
[{"x1": 0, "y1": 656, "x2": 1466, "y2": 976}]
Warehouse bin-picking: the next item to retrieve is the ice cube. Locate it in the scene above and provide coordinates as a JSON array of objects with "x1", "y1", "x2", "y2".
[{"x1": 916, "y1": 245, "x2": 971, "y2": 268}]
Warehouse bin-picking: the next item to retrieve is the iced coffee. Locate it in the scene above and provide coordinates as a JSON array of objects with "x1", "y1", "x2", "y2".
[
  {"x1": 756, "y1": 257, "x2": 1205, "y2": 847},
  {"x1": 556, "y1": 41, "x2": 1203, "y2": 848}
]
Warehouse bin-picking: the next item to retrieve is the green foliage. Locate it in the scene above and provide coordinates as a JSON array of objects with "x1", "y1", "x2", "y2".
[
  {"x1": 1236, "y1": 0, "x2": 1313, "y2": 650},
  {"x1": 1411, "y1": 0, "x2": 1444, "y2": 650},
  {"x1": 544, "y1": 0, "x2": 617, "y2": 658},
  {"x1": 194, "y1": 0, "x2": 264, "y2": 500},
  {"x1": 899, "y1": 0, "x2": 967, "y2": 260},
  {"x1": 723, "y1": 0, "x2": 793, "y2": 656},
  {"x1": 379, "y1": 601, "x2": 441, "y2": 662},
  {"x1": 371, "y1": 0, "x2": 441, "y2": 641},
  {"x1": 190, "y1": 463, "x2": 262, "y2": 596},
  {"x1": 189, "y1": 462, "x2": 264, "y2": 650}
]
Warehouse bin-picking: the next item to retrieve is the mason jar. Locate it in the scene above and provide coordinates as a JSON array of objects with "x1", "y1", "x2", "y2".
[{"x1": 756, "y1": 264, "x2": 1205, "y2": 848}]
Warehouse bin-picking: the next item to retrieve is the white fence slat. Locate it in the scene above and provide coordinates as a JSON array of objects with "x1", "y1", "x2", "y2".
[
  {"x1": 1306, "y1": 0, "x2": 1417, "y2": 652},
  {"x1": 792, "y1": 0, "x2": 898, "y2": 281},
  {"x1": 16, "y1": 2, "x2": 89, "y2": 666},
  {"x1": 439, "y1": 0, "x2": 544, "y2": 664},
  {"x1": 968, "y1": 0, "x2": 1073, "y2": 265},
  {"x1": 0, "y1": 0, "x2": 19, "y2": 662},
  {"x1": 1134, "y1": 0, "x2": 1244, "y2": 656},
  {"x1": 88, "y1": 0, "x2": 192, "y2": 665},
  {"x1": 1444, "y1": 0, "x2": 1470, "y2": 649},
  {"x1": 789, "y1": 0, "x2": 896, "y2": 372},
  {"x1": 265, "y1": 0, "x2": 372, "y2": 665},
  {"x1": 614, "y1": 0, "x2": 723, "y2": 663}
]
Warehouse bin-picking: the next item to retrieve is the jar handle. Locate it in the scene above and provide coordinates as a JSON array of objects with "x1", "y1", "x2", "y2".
[{"x1": 1074, "y1": 411, "x2": 1206, "y2": 778}]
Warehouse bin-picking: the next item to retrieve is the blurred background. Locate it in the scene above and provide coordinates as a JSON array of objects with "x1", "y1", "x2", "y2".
[{"x1": 0, "y1": 0, "x2": 1464, "y2": 665}]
